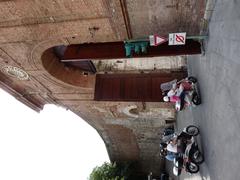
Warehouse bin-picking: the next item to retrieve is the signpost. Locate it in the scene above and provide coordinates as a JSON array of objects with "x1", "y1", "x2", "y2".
[
  {"x1": 149, "y1": 35, "x2": 168, "y2": 46},
  {"x1": 168, "y1": 32, "x2": 186, "y2": 45},
  {"x1": 149, "y1": 33, "x2": 187, "y2": 46},
  {"x1": 123, "y1": 33, "x2": 207, "y2": 56}
]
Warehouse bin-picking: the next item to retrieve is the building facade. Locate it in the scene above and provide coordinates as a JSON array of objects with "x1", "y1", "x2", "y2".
[{"x1": 0, "y1": 0, "x2": 205, "y2": 176}]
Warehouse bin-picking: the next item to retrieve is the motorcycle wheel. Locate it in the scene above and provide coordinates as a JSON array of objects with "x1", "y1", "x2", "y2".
[
  {"x1": 192, "y1": 92, "x2": 201, "y2": 105},
  {"x1": 191, "y1": 150, "x2": 204, "y2": 164},
  {"x1": 186, "y1": 125, "x2": 199, "y2": 136},
  {"x1": 188, "y1": 76, "x2": 198, "y2": 83},
  {"x1": 187, "y1": 162, "x2": 199, "y2": 174}
]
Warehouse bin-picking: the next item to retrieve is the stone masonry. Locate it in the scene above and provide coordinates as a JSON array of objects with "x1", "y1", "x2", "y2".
[{"x1": 0, "y1": 0, "x2": 205, "y2": 176}]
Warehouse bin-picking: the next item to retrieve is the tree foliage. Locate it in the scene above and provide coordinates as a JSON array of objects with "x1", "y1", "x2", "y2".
[{"x1": 89, "y1": 162, "x2": 131, "y2": 180}]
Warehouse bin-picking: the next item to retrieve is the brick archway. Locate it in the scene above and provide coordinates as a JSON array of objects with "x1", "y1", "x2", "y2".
[{"x1": 29, "y1": 39, "x2": 178, "y2": 175}]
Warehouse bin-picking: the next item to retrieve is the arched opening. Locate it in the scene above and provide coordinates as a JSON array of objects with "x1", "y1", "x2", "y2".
[
  {"x1": 0, "y1": 89, "x2": 110, "y2": 180},
  {"x1": 41, "y1": 47, "x2": 95, "y2": 88}
]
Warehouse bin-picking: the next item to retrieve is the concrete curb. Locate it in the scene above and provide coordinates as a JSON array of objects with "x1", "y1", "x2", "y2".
[
  {"x1": 200, "y1": 0, "x2": 217, "y2": 35},
  {"x1": 199, "y1": 0, "x2": 217, "y2": 55}
]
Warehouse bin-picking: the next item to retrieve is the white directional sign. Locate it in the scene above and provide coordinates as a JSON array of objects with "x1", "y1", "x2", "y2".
[
  {"x1": 149, "y1": 35, "x2": 168, "y2": 46},
  {"x1": 168, "y1": 32, "x2": 186, "y2": 45}
]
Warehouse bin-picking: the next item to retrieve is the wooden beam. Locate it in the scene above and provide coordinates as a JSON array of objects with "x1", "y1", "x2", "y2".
[{"x1": 62, "y1": 40, "x2": 201, "y2": 61}]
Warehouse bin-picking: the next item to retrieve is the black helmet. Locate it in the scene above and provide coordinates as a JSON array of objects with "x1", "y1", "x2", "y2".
[{"x1": 160, "y1": 142, "x2": 167, "y2": 149}]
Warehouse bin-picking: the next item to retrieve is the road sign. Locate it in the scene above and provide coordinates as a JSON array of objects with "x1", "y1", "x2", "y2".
[
  {"x1": 168, "y1": 32, "x2": 186, "y2": 45},
  {"x1": 149, "y1": 35, "x2": 168, "y2": 46}
]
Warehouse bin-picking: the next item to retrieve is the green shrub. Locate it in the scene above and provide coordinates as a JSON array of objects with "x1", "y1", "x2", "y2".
[{"x1": 89, "y1": 162, "x2": 131, "y2": 180}]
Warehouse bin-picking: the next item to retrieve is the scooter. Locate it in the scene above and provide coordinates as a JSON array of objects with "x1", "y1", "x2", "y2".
[
  {"x1": 175, "y1": 77, "x2": 201, "y2": 111},
  {"x1": 160, "y1": 125, "x2": 200, "y2": 156},
  {"x1": 173, "y1": 152, "x2": 200, "y2": 176},
  {"x1": 161, "y1": 125, "x2": 200, "y2": 144},
  {"x1": 186, "y1": 137, "x2": 204, "y2": 165},
  {"x1": 173, "y1": 137, "x2": 204, "y2": 176}
]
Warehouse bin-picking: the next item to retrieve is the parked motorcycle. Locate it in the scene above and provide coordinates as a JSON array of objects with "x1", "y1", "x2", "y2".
[
  {"x1": 160, "y1": 125, "x2": 200, "y2": 157},
  {"x1": 161, "y1": 125, "x2": 199, "y2": 144},
  {"x1": 159, "y1": 125, "x2": 204, "y2": 176},
  {"x1": 173, "y1": 152, "x2": 200, "y2": 176},
  {"x1": 175, "y1": 77, "x2": 201, "y2": 111},
  {"x1": 173, "y1": 137, "x2": 204, "y2": 176}
]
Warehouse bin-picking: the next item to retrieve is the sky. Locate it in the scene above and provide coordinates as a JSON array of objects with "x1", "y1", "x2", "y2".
[{"x1": 0, "y1": 88, "x2": 110, "y2": 180}]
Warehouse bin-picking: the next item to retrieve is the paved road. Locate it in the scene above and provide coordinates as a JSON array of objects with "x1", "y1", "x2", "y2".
[{"x1": 175, "y1": 0, "x2": 240, "y2": 179}]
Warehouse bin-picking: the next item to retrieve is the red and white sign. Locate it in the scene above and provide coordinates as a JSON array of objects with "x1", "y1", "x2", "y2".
[
  {"x1": 168, "y1": 32, "x2": 186, "y2": 45},
  {"x1": 149, "y1": 35, "x2": 168, "y2": 46}
]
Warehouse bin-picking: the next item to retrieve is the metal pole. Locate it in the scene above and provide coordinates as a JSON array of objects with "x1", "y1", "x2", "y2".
[
  {"x1": 186, "y1": 35, "x2": 208, "y2": 40},
  {"x1": 125, "y1": 35, "x2": 208, "y2": 43},
  {"x1": 124, "y1": 38, "x2": 149, "y2": 43}
]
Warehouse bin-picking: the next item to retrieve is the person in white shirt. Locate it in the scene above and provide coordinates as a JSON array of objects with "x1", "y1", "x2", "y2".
[
  {"x1": 167, "y1": 141, "x2": 177, "y2": 153},
  {"x1": 164, "y1": 138, "x2": 178, "y2": 161}
]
